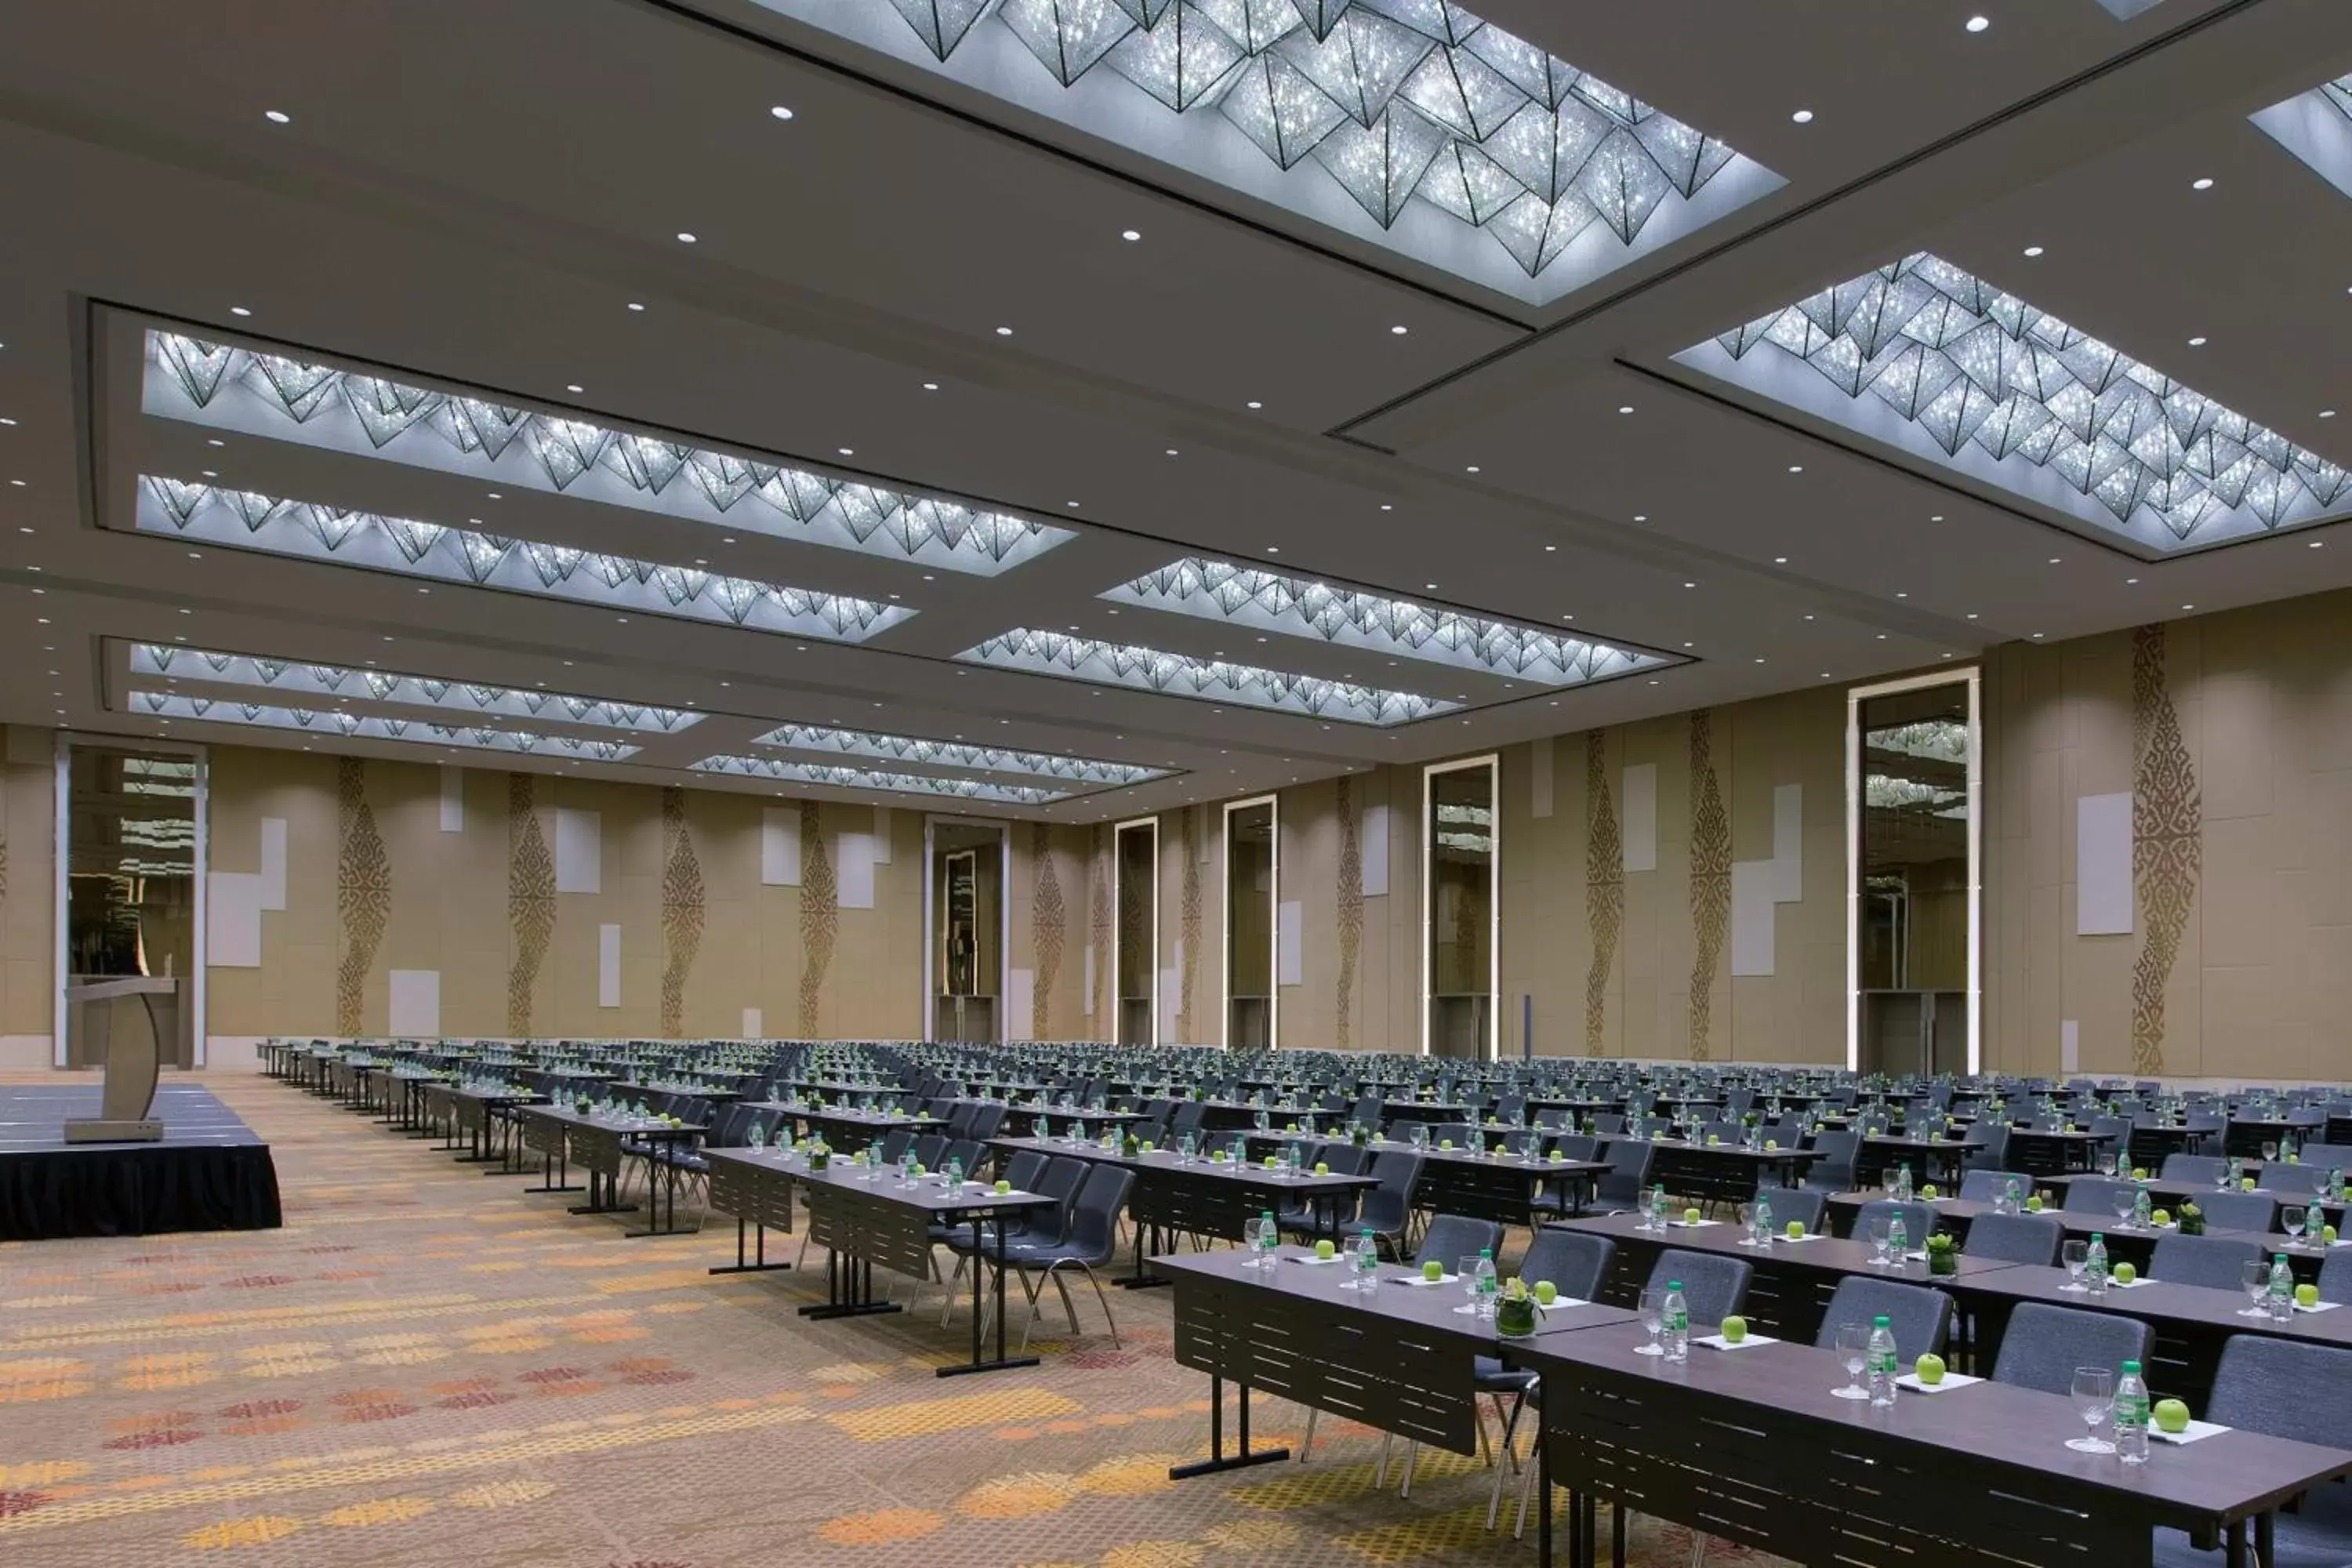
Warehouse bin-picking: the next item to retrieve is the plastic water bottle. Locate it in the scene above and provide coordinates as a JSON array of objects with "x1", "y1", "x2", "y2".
[
  {"x1": 1896, "y1": 1163, "x2": 1914, "y2": 1203},
  {"x1": 1255, "y1": 1210, "x2": 1277, "y2": 1265},
  {"x1": 1474, "y1": 1249, "x2": 1498, "y2": 1317},
  {"x1": 2227, "y1": 1156, "x2": 2244, "y2": 1189},
  {"x1": 2269, "y1": 1254, "x2": 2295, "y2": 1322},
  {"x1": 2086, "y1": 1232, "x2": 2110, "y2": 1294},
  {"x1": 1353, "y1": 1227, "x2": 1379, "y2": 1290},
  {"x1": 2133, "y1": 1182, "x2": 2153, "y2": 1229},
  {"x1": 1231, "y1": 1135, "x2": 1248, "y2": 1165},
  {"x1": 1867, "y1": 1315, "x2": 1900, "y2": 1408},
  {"x1": 898, "y1": 1146, "x2": 915, "y2": 1185},
  {"x1": 2332, "y1": 1167, "x2": 2347, "y2": 1203},
  {"x1": 944, "y1": 1156, "x2": 964, "y2": 1189},
  {"x1": 1887, "y1": 1211, "x2": 1909, "y2": 1261},
  {"x1": 2308, "y1": 1199, "x2": 2327, "y2": 1247},
  {"x1": 1650, "y1": 1184, "x2": 1669, "y2": 1230},
  {"x1": 2113, "y1": 1359, "x2": 2151, "y2": 1464},
  {"x1": 2002, "y1": 1178, "x2": 2022, "y2": 1215},
  {"x1": 1753, "y1": 1193, "x2": 1773, "y2": 1245},
  {"x1": 1661, "y1": 1280, "x2": 1689, "y2": 1363},
  {"x1": 1178, "y1": 1131, "x2": 1196, "y2": 1164}
]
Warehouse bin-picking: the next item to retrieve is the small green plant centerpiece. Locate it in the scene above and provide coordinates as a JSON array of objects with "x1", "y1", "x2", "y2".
[
  {"x1": 808, "y1": 1137, "x2": 832, "y2": 1173},
  {"x1": 1494, "y1": 1278, "x2": 1539, "y2": 1338},
  {"x1": 1121, "y1": 1130, "x2": 1141, "y2": 1157},
  {"x1": 1926, "y1": 1232, "x2": 1958, "y2": 1277},
  {"x1": 2176, "y1": 1200, "x2": 2206, "y2": 1236},
  {"x1": 1352, "y1": 1122, "x2": 1370, "y2": 1149},
  {"x1": 575, "y1": 1095, "x2": 593, "y2": 1116}
]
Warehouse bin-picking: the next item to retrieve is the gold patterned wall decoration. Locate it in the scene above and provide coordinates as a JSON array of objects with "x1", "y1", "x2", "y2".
[
  {"x1": 1336, "y1": 775, "x2": 1363, "y2": 1051},
  {"x1": 1029, "y1": 822, "x2": 1065, "y2": 1039},
  {"x1": 333, "y1": 757, "x2": 390, "y2": 1036},
  {"x1": 1090, "y1": 824, "x2": 1112, "y2": 1030},
  {"x1": 1687, "y1": 711, "x2": 1731, "y2": 1062},
  {"x1": 2131, "y1": 623, "x2": 2201, "y2": 1076},
  {"x1": 1179, "y1": 807, "x2": 1202, "y2": 1041},
  {"x1": 1584, "y1": 732, "x2": 1622, "y2": 1057},
  {"x1": 659, "y1": 786, "x2": 704, "y2": 1038},
  {"x1": 506, "y1": 771, "x2": 555, "y2": 1037},
  {"x1": 797, "y1": 799, "x2": 835, "y2": 1035}
]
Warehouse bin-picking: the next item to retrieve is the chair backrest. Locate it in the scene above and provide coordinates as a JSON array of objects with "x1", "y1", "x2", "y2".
[
  {"x1": 1989, "y1": 1302, "x2": 2153, "y2": 1396},
  {"x1": 911, "y1": 1133, "x2": 949, "y2": 1169},
  {"x1": 1028, "y1": 1156, "x2": 1091, "y2": 1243},
  {"x1": 1595, "y1": 1139, "x2": 1654, "y2": 1208},
  {"x1": 1170, "y1": 1102, "x2": 1206, "y2": 1134},
  {"x1": 1815, "y1": 1276, "x2": 1951, "y2": 1363},
  {"x1": 1803, "y1": 1130, "x2": 1858, "y2": 1191},
  {"x1": 2321, "y1": 1248, "x2": 2352, "y2": 1305},
  {"x1": 1644, "y1": 1249, "x2": 1752, "y2": 1326},
  {"x1": 967, "y1": 1102, "x2": 1008, "y2": 1141},
  {"x1": 1357, "y1": 1151, "x2": 1423, "y2": 1236},
  {"x1": 2060, "y1": 1176, "x2": 2136, "y2": 1218},
  {"x1": 1432, "y1": 1122, "x2": 1476, "y2": 1148},
  {"x1": 1590, "y1": 1112, "x2": 1627, "y2": 1134},
  {"x1": 1750, "y1": 1184, "x2": 1824, "y2": 1234},
  {"x1": 2192, "y1": 1188, "x2": 2278, "y2": 1232},
  {"x1": 2160, "y1": 1152, "x2": 2227, "y2": 1184},
  {"x1": 2262, "y1": 1163, "x2": 2328, "y2": 1196},
  {"x1": 2208, "y1": 1336, "x2": 2352, "y2": 1452},
  {"x1": 1854, "y1": 1199, "x2": 1937, "y2": 1246},
  {"x1": 1960, "y1": 1125, "x2": 2011, "y2": 1170},
  {"x1": 1060, "y1": 1164, "x2": 1134, "y2": 1261},
  {"x1": 1958, "y1": 1168, "x2": 2031, "y2": 1203},
  {"x1": 943, "y1": 1138, "x2": 984, "y2": 1177},
  {"x1": 1000, "y1": 1149, "x2": 1048, "y2": 1193},
  {"x1": 1515, "y1": 1230, "x2": 1614, "y2": 1301},
  {"x1": 2151, "y1": 1233, "x2": 2264, "y2": 1290},
  {"x1": 1548, "y1": 1133, "x2": 1599, "y2": 1163},
  {"x1": 1962, "y1": 1212, "x2": 2063, "y2": 1265},
  {"x1": 1414, "y1": 1212, "x2": 1505, "y2": 1268}
]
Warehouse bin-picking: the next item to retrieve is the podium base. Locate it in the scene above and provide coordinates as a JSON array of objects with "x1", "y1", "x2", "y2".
[{"x1": 64, "y1": 1120, "x2": 165, "y2": 1144}]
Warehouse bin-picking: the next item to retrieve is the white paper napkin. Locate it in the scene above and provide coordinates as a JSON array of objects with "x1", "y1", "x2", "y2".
[
  {"x1": 1399, "y1": 1273, "x2": 1459, "y2": 1287},
  {"x1": 1668, "y1": 1218, "x2": 1722, "y2": 1229},
  {"x1": 2151, "y1": 1418, "x2": 2231, "y2": 1445},
  {"x1": 1693, "y1": 1333, "x2": 1777, "y2": 1351},
  {"x1": 2296, "y1": 1299, "x2": 2343, "y2": 1314},
  {"x1": 1895, "y1": 1371, "x2": 1982, "y2": 1394},
  {"x1": 1287, "y1": 1254, "x2": 1345, "y2": 1267}
]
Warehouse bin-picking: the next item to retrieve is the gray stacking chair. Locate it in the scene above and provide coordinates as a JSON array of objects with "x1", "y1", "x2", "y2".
[
  {"x1": 1854, "y1": 1199, "x2": 1938, "y2": 1249},
  {"x1": 1356, "y1": 1150, "x2": 1424, "y2": 1258},
  {"x1": 1988, "y1": 1302, "x2": 2153, "y2": 1396},
  {"x1": 1802, "y1": 1130, "x2": 1858, "y2": 1193},
  {"x1": 1593, "y1": 1139, "x2": 1655, "y2": 1212},
  {"x1": 2149, "y1": 1233, "x2": 2264, "y2": 1290},
  {"x1": 1958, "y1": 1168, "x2": 2032, "y2": 1203},
  {"x1": 2151, "y1": 1338, "x2": 2352, "y2": 1568},
  {"x1": 1815, "y1": 1276, "x2": 1952, "y2": 1363},
  {"x1": 2161, "y1": 1152, "x2": 2227, "y2": 1185},
  {"x1": 1410, "y1": 1213, "x2": 1504, "y2": 1269},
  {"x1": 1644, "y1": 1248, "x2": 1753, "y2": 1327},
  {"x1": 1004, "y1": 1163, "x2": 1135, "y2": 1352},
  {"x1": 2190, "y1": 1188, "x2": 2278, "y2": 1233},
  {"x1": 1963, "y1": 1212, "x2": 2063, "y2": 1265}
]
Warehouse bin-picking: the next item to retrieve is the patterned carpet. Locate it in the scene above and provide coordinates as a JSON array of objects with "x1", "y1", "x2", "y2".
[{"x1": 0, "y1": 1076, "x2": 1771, "y2": 1567}]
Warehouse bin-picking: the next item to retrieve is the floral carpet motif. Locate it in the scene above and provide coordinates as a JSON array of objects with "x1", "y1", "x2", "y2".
[{"x1": 0, "y1": 1074, "x2": 1788, "y2": 1567}]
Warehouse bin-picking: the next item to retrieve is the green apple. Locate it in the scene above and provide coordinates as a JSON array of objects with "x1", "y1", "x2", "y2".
[
  {"x1": 1440, "y1": 1139, "x2": 1455, "y2": 1150},
  {"x1": 1786, "y1": 1220, "x2": 1806, "y2": 1239},
  {"x1": 994, "y1": 1179, "x2": 1012, "y2": 1194},
  {"x1": 2288, "y1": 1152, "x2": 2303, "y2": 1165},
  {"x1": 2132, "y1": 1167, "x2": 2148, "y2": 1181},
  {"x1": 2328, "y1": 1225, "x2": 2339, "y2": 1243},
  {"x1": 2113, "y1": 1261, "x2": 2137, "y2": 1285},
  {"x1": 1708, "y1": 1134, "x2": 1722, "y2": 1145},
  {"x1": 1915, "y1": 1353, "x2": 1947, "y2": 1385},
  {"x1": 1315, "y1": 1238, "x2": 1336, "y2": 1260},
  {"x1": 2025, "y1": 1195, "x2": 2043, "y2": 1211},
  {"x1": 2154, "y1": 1398, "x2": 2190, "y2": 1434},
  {"x1": 1534, "y1": 1279, "x2": 1558, "y2": 1305},
  {"x1": 1920, "y1": 1183, "x2": 1939, "y2": 1200},
  {"x1": 1720, "y1": 1315, "x2": 1748, "y2": 1343},
  {"x1": 1684, "y1": 1207, "x2": 1702, "y2": 1225},
  {"x1": 2296, "y1": 1282, "x2": 2321, "y2": 1308},
  {"x1": 2243, "y1": 1177, "x2": 2258, "y2": 1190},
  {"x1": 1313, "y1": 1161, "x2": 1330, "y2": 1177},
  {"x1": 1423, "y1": 1259, "x2": 1445, "y2": 1282},
  {"x1": 1549, "y1": 1149, "x2": 1566, "y2": 1163},
  {"x1": 1263, "y1": 1155, "x2": 1279, "y2": 1169},
  {"x1": 1141, "y1": 1141, "x2": 1155, "y2": 1152},
  {"x1": 2151, "y1": 1208, "x2": 2172, "y2": 1228},
  {"x1": 1287, "y1": 1121, "x2": 1298, "y2": 1132},
  {"x1": 912, "y1": 1163, "x2": 926, "y2": 1177},
  {"x1": 1765, "y1": 1139, "x2": 1780, "y2": 1151},
  {"x1": 1210, "y1": 1150, "x2": 1227, "y2": 1163}
]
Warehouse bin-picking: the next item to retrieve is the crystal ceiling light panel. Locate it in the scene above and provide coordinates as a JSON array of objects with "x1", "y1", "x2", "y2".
[
  {"x1": 745, "y1": 0, "x2": 1780, "y2": 303},
  {"x1": 694, "y1": 754, "x2": 1071, "y2": 805},
  {"x1": 128, "y1": 691, "x2": 640, "y2": 761},
  {"x1": 1106, "y1": 557, "x2": 1670, "y2": 684},
  {"x1": 753, "y1": 723, "x2": 1170, "y2": 786},
  {"x1": 957, "y1": 628, "x2": 1450, "y2": 724},
  {"x1": 142, "y1": 332, "x2": 1072, "y2": 577},
  {"x1": 2252, "y1": 74, "x2": 2352, "y2": 208},
  {"x1": 136, "y1": 477, "x2": 906, "y2": 642},
  {"x1": 132, "y1": 645, "x2": 701, "y2": 732},
  {"x1": 1675, "y1": 253, "x2": 2351, "y2": 554}
]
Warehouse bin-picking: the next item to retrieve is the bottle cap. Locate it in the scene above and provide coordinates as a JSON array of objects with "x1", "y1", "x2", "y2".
[
  {"x1": 1668, "y1": 1280, "x2": 1682, "y2": 1290},
  {"x1": 2122, "y1": 1359, "x2": 2141, "y2": 1374}
]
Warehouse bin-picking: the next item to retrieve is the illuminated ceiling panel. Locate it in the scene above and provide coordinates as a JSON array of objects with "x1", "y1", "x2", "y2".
[
  {"x1": 1107, "y1": 557, "x2": 1668, "y2": 683},
  {"x1": 1675, "y1": 252, "x2": 2350, "y2": 554},
  {"x1": 2252, "y1": 73, "x2": 2352, "y2": 207},
  {"x1": 128, "y1": 691, "x2": 641, "y2": 760},
  {"x1": 753, "y1": 723, "x2": 1170, "y2": 786},
  {"x1": 145, "y1": 331, "x2": 1073, "y2": 575},
  {"x1": 958, "y1": 627, "x2": 1450, "y2": 724},
  {"x1": 138, "y1": 477, "x2": 905, "y2": 641},
  {"x1": 752, "y1": 0, "x2": 1779, "y2": 301},
  {"x1": 694, "y1": 753, "x2": 1071, "y2": 804},
  {"x1": 133, "y1": 644, "x2": 702, "y2": 732}
]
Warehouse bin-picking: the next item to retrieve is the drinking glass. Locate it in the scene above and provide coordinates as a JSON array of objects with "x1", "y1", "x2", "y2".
[
  {"x1": 2243, "y1": 1258, "x2": 2275, "y2": 1315},
  {"x1": 2063, "y1": 1240, "x2": 2089, "y2": 1290},
  {"x1": 2067, "y1": 1367, "x2": 2115, "y2": 1453},
  {"x1": 1637, "y1": 1288, "x2": 1664, "y2": 1356},
  {"x1": 1867, "y1": 1218, "x2": 1893, "y2": 1266},
  {"x1": 2285, "y1": 1207, "x2": 2308, "y2": 1245},
  {"x1": 1737, "y1": 1203, "x2": 1756, "y2": 1246},
  {"x1": 1833, "y1": 1323, "x2": 1870, "y2": 1399},
  {"x1": 2114, "y1": 1189, "x2": 2137, "y2": 1228},
  {"x1": 1454, "y1": 1257, "x2": 1481, "y2": 1315},
  {"x1": 2099, "y1": 1151, "x2": 2118, "y2": 1178},
  {"x1": 2264, "y1": 1142, "x2": 2281, "y2": 1163}
]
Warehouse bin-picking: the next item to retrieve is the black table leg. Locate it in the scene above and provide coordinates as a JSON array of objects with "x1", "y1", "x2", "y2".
[
  {"x1": 1536, "y1": 1439, "x2": 1552, "y2": 1568},
  {"x1": 525, "y1": 1145, "x2": 580, "y2": 1195},
  {"x1": 709, "y1": 1216, "x2": 789, "y2": 1276},
  {"x1": 1168, "y1": 1375, "x2": 1288, "y2": 1478},
  {"x1": 939, "y1": 1209, "x2": 1039, "y2": 1376}
]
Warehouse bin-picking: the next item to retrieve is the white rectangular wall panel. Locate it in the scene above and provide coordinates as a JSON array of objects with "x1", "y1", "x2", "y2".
[
  {"x1": 439, "y1": 766, "x2": 465, "y2": 833},
  {"x1": 1082, "y1": 944, "x2": 1095, "y2": 1017},
  {"x1": 2076, "y1": 792, "x2": 2134, "y2": 935},
  {"x1": 835, "y1": 832, "x2": 877, "y2": 909},
  {"x1": 556, "y1": 808, "x2": 601, "y2": 894},
  {"x1": 1730, "y1": 861, "x2": 1777, "y2": 977},
  {"x1": 207, "y1": 871, "x2": 262, "y2": 968},
  {"x1": 597, "y1": 923, "x2": 621, "y2": 1008},
  {"x1": 389, "y1": 969, "x2": 441, "y2": 1036},
  {"x1": 1769, "y1": 783, "x2": 1803, "y2": 902},
  {"x1": 1622, "y1": 764, "x2": 1658, "y2": 873},
  {"x1": 871, "y1": 806, "x2": 893, "y2": 863},
  {"x1": 1160, "y1": 966, "x2": 1180, "y2": 1039},
  {"x1": 1530, "y1": 739, "x2": 1555, "y2": 819},
  {"x1": 742, "y1": 1007, "x2": 764, "y2": 1039},
  {"x1": 760, "y1": 806, "x2": 801, "y2": 886},
  {"x1": 1362, "y1": 803, "x2": 1391, "y2": 897},
  {"x1": 1007, "y1": 967, "x2": 1035, "y2": 1040},
  {"x1": 258, "y1": 817, "x2": 287, "y2": 911},
  {"x1": 2062, "y1": 1018, "x2": 2081, "y2": 1076},
  {"x1": 1277, "y1": 900, "x2": 1303, "y2": 985}
]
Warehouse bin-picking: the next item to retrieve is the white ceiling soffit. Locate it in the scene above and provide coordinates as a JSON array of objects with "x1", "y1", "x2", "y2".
[{"x1": 727, "y1": 0, "x2": 1783, "y2": 310}]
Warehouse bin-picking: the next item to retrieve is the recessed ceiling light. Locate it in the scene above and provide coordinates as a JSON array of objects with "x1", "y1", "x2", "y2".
[
  {"x1": 1544, "y1": 545, "x2": 1557, "y2": 552},
  {"x1": 1379, "y1": 503, "x2": 1392, "y2": 511},
  {"x1": 1895, "y1": 591, "x2": 1907, "y2": 598},
  {"x1": 676, "y1": 231, "x2": 698, "y2": 243},
  {"x1": 2181, "y1": 604, "x2": 2194, "y2": 611},
  {"x1": 1754, "y1": 657, "x2": 1765, "y2": 664},
  {"x1": 627, "y1": 302, "x2": 645, "y2": 312},
  {"x1": 1633, "y1": 514, "x2": 1647, "y2": 522},
  {"x1": 7, "y1": 478, "x2": 22, "y2": 487},
  {"x1": 564, "y1": 383, "x2": 583, "y2": 393},
  {"x1": 1065, "y1": 500, "x2": 1080, "y2": 508},
  {"x1": 1791, "y1": 109, "x2": 1814, "y2": 124},
  {"x1": 2323, "y1": 410, "x2": 2337, "y2": 419},
  {"x1": 2311, "y1": 539, "x2": 2325, "y2": 549},
  {"x1": 2187, "y1": 336, "x2": 2207, "y2": 347},
  {"x1": 2192, "y1": 178, "x2": 2214, "y2": 191},
  {"x1": 2048, "y1": 557, "x2": 2061, "y2": 564},
  {"x1": 1163, "y1": 448, "x2": 1178, "y2": 456},
  {"x1": 994, "y1": 326, "x2": 1014, "y2": 336},
  {"x1": 1265, "y1": 545, "x2": 1279, "y2": 554},
  {"x1": 1929, "y1": 514, "x2": 1944, "y2": 522},
  {"x1": 229, "y1": 306, "x2": 252, "y2": 318},
  {"x1": 1773, "y1": 556, "x2": 1788, "y2": 564},
  {"x1": 1617, "y1": 405, "x2": 1635, "y2": 415},
  {"x1": 263, "y1": 109, "x2": 291, "y2": 123},
  {"x1": 1788, "y1": 464, "x2": 1803, "y2": 474},
  {"x1": 1682, "y1": 581, "x2": 1696, "y2": 589},
  {"x1": 770, "y1": 105, "x2": 796, "y2": 121},
  {"x1": 1965, "y1": 15, "x2": 1988, "y2": 31},
  {"x1": 1966, "y1": 612, "x2": 1979, "y2": 619},
  {"x1": 2022, "y1": 245, "x2": 2044, "y2": 257},
  {"x1": 1390, "y1": 325, "x2": 1409, "y2": 336},
  {"x1": 922, "y1": 382, "x2": 939, "y2": 391},
  {"x1": 1246, "y1": 401, "x2": 1263, "y2": 410},
  {"x1": 837, "y1": 447, "x2": 853, "y2": 456},
  {"x1": 1424, "y1": 583, "x2": 1436, "y2": 590},
  {"x1": 2126, "y1": 577, "x2": 2140, "y2": 584},
  {"x1": 1465, "y1": 465, "x2": 1481, "y2": 473}
]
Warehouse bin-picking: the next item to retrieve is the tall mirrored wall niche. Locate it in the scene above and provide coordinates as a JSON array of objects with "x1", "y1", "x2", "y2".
[
  {"x1": 1113, "y1": 818, "x2": 1158, "y2": 1046},
  {"x1": 1221, "y1": 797, "x2": 1277, "y2": 1050},
  {"x1": 1424, "y1": 756, "x2": 1498, "y2": 1059},
  {"x1": 928, "y1": 820, "x2": 1004, "y2": 1043},
  {"x1": 60, "y1": 740, "x2": 203, "y2": 1069},
  {"x1": 1847, "y1": 672, "x2": 1980, "y2": 1075}
]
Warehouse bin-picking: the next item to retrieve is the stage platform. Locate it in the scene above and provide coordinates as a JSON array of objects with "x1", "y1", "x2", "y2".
[{"x1": 0, "y1": 1082, "x2": 283, "y2": 1240}]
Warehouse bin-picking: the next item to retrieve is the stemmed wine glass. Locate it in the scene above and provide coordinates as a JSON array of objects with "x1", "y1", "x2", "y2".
[
  {"x1": 2067, "y1": 1367, "x2": 2114, "y2": 1453},
  {"x1": 1832, "y1": 1323, "x2": 1871, "y2": 1399},
  {"x1": 2285, "y1": 1206, "x2": 2309, "y2": 1247},
  {"x1": 2241, "y1": 1258, "x2": 2272, "y2": 1316},
  {"x1": 1454, "y1": 1256, "x2": 1482, "y2": 1316},
  {"x1": 2114, "y1": 1188, "x2": 2137, "y2": 1229},
  {"x1": 2063, "y1": 1240, "x2": 2090, "y2": 1291},
  {"x1": 1637, "y1": 1287, "x2": 1664, "y2": 1356},
  {"x1": 1867, "y1": 1218, "x2": 1893, "y2": 1267}
]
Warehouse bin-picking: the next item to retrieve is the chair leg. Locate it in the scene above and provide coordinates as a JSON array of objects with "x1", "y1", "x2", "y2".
[
  {"x1": 1399, "y1": 1439, "x2": 1420, "y2": 1497},
  {"x1": 938, "y1": 1252, "x2": 971, "y2": 1325},
  {"x1": 1690, "y1": 1532, "x2": 1709, "y2": 1568},
  {"x1": 1512, "y1": 1441, "x2": 1541, "y2": 1539},
  {"x1": 1376, "y1": 1433, "x2": 1393, "y2": 1489},
  {"x1": 1078, "y1": 1264, "x2": 1120, "y2": 1348},
  {"x1": 1299, "y1": 1406, "x2": 1319, "y2": 1463}
]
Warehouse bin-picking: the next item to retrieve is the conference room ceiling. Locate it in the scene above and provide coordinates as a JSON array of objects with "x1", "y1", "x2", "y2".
[{"x1": 0, "y1": 0, "x2": 2347, "y2": 819}]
